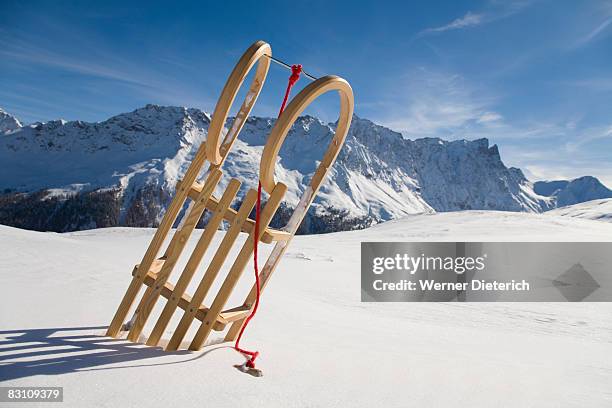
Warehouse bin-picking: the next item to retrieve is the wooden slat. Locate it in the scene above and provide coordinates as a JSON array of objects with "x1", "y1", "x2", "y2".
[
  {"x1": 165, "y1": 189, "x2": 259, "y2": 351},
  {"x1": 145, "y1": 178, "x2": 241, "y2": 346},
  {"x1": 217, "y1": 305, "x2": 251, "y2": 324},
  {"x1": 126, "y1": 169, "x2": 223, "y2": 342},
  {"x1": 188, "y1": 182, "x2": 287, "y2": 351},
  {"x1": 189, "y1": 183, "x2": 290, "y2": 244},
  {"x1": 132, "y1": 258, "x2": 166, "y2": 277},
  {"x1": 209, "y1": 306, "x2": 251, "y2": 331}
]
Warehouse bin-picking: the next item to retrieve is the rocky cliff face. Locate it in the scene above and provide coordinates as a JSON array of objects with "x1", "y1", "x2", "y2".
[
  {"x1": 0, "y1": 108, "x2": 21, "y2": 134},
  {"x1": 0, "y1": 105, "x2": 604, "y2": 233}
]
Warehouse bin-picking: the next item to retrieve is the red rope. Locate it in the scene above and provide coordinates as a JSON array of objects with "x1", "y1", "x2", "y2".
[{"x1": 234, "y1": 64, "x2": 302, "y2": 369}]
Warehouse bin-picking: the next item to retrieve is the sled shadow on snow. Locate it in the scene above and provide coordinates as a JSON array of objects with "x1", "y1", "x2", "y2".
[{"x1": 0, "y1": 326, "x2": 222, "y2": 381}]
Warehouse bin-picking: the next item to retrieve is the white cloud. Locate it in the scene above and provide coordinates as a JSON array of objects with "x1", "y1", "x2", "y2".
[
  {"x1": 417, "y1": 1, "x2": 535, "y2": 37},
  {"x1": 477, "y1": 111, "x2": 503, "y2": 123},
  {"x1": 574, "y1": 16, "x2": 612, "y2": 47},
  {"x1": 567, "y1": 1, "x2": 612, "y2": 49},
  {"x1": 420, "y1": 12, "x2": 484, "y2": 35},
  {"x1": 523, "y1": 165, "x2": 572, "y2": 182},
  {"x1": 564, "y1": 125, "x2": 612, "y2": 153},
  {"x1": 566, "y1": 77, "x2": 612, "y2": 93},
  {"x1": 380, "y1": 69, "x2": 489, "y2": 137},
  {"x1": 375, "y1": 68, "x2": 553, "y2": 141}
]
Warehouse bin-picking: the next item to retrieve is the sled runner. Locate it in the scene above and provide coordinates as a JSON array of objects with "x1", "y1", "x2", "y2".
[{"x1": 106, "y1": 40, "x2": 354, "y2": 353}]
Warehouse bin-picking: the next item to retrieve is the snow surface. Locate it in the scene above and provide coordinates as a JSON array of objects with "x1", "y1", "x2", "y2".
[
  {"x1": 548, "y1": 198, "x2": 612, "y2": 223},
  {"x1": 1, "y1": 212, "x2": 612, "y2": 407}
]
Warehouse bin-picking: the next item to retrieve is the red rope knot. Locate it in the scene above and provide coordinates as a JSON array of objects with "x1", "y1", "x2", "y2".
[
  {"x1": 289, "y1": 64, "x2": 302, "y2": 85},
  {"x1": 246, "y1": 351, "x2": 259, "y2": 368},
  {"x1": 276, "y1": 64, "x2": 303, "y2": 117}
]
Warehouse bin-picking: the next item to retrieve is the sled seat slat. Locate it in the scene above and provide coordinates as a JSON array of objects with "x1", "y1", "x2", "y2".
[
  {"x1": 216, "y1": 305, "x2": 251, "y2": 324},
  {"x1": 138, "y1": 269, "x2": 243, "y2": 332},
  {"x1": 132, "y1": 258, "x2": 166, "y2": 277},
  {"x1": 189, "y1": 182, "x2": 291, "y2": 243},
  {"x1": 143, "y1": 273, "x2": 196, "y2": 312}
]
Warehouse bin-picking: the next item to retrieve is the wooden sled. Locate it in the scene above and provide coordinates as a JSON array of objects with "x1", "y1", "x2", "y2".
[{"x1": 106, "y1": 40, "x2": 354, "y2": 351}]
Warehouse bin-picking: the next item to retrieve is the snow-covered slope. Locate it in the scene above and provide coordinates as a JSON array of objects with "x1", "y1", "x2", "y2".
[
  {"x1": 1, "y1": 105, "x2": 607, "y2": 233},
  {"x1": 548, "y1": 198, "x2": 612, "y2": 222},
  {"x1": 534, "y1": 177, "x2": 612, "y2": 207},
  {"x1": 1, "y1": 212, "x2": 611, "y2": 407}
]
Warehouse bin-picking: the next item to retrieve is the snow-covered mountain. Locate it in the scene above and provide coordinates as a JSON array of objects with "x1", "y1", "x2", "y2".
[
  {"x1": 0, "y1": 105, "x2": 607, "y2": 232},
  {"x1": 0, "y1": 108, "x2": 21, "y2": 134},
  {"x1": 534, "y1": 177, "x2": 612, "y2": 207}
]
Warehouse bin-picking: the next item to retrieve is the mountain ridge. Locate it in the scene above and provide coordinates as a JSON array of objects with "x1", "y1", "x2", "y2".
[
  {"x1": 534, "y1": 177, "x2": 612, "y2": 207},
  {"x1": 0, "y1": 104, "x2": 608, "y2": 233}
]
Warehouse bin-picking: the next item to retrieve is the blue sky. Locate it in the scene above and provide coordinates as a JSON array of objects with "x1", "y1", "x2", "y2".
[{"x1": 1, "y1": 0, "x2": 612, "y2": 185}]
